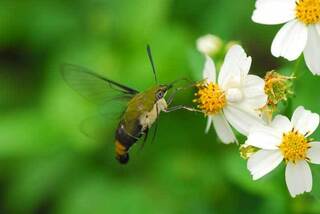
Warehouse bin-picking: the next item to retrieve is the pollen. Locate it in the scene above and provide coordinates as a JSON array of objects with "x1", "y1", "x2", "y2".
[
  {"x1": 296, "y1": 0, "x2": 320, "y2": 25},
  {"x1": 279, "y1": 129, "x2": 311, "y2": 163},
  {"x1": 193, "y1": 82, "x2": 226, "y2": 115}
]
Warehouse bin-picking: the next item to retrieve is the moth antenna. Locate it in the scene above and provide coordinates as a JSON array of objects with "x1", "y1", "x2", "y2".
[{"x1": 146, "y1": 44, "x2": 158, "y2": 84}]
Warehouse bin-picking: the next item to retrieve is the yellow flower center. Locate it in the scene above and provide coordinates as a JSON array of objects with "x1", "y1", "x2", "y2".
[
  {"x1": 279, "y1": 129, "x2": 310, "y2": 163},
  {"x1": 193, "y1": 82, "x2": 226, "y2": 115},
  {"x1": 296, "y1": 0, "x2": 320, "y2": 24}
]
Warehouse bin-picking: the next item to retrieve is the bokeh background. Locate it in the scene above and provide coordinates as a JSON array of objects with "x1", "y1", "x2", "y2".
[{"x1": 1, "y1": 0, "x2": 320, "y2": 213}]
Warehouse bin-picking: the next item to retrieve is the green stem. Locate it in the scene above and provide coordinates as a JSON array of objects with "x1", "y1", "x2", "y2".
[
  {"x1": 285, "y1": 56, "x2": 303, "y2": 116},
  {"x1": 291, "y1": 56, "x2": 303, "y2": 78}
]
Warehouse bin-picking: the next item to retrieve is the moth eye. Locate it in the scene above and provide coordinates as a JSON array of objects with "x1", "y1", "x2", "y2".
[{"x1": 156, "y1": 91, "x2": 164, "y2": 100}]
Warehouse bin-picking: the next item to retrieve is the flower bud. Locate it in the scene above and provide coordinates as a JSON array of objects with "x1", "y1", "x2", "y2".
[
  {"x1": 196, "y1": 34, "x2": 222, "y2": 56},
  {"x1": 239, "y1": 144, "x2": 258, "y2": 160},
  {"x1": 260, "y1": 71, "x2": 294, "y2": 122},
  {"x1": 264, "y1": 71, "x2": 293, "y2": 106}
]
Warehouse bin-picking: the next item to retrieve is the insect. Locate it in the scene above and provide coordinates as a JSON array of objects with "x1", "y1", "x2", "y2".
[{"x1": 61, "y1": 45, "x2": 196, "y2": 164}]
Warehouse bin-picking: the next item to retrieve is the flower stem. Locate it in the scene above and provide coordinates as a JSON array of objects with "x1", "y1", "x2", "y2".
[{"x1": 291, "y1": 56, "x2": 303, "y2": 78}]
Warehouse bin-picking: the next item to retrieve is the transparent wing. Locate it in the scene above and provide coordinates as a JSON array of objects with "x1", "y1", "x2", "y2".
[
  {"x1": 61, "y1": 64, "x2": 137, "y2": 139},
  {"x1": 80, "y1": 100, "x2": 127, "y2": 140},
  {"x1": 80, "y1": 114, "x2": 116, "y2": 141},
  {"x1": 61, "y1": 64, "x2": 139, "y2": 105}
]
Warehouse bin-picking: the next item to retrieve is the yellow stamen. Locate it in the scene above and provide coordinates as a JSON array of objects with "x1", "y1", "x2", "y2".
[
  {"x1": 279, "y1": 129, "x2": 310, "y2": 163},
  {"x1": 296, "y1": 0, "x2": 320, "y2": 25},
  {"x1": 193, "y1": 82, "x2": 226, "y2": 115}
]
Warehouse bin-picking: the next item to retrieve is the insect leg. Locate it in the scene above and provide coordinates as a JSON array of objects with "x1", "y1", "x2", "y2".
[
  {"x1": 166, "y1": 80, "x2": 199, "y2": 105},
  {"x1": 143, "y1": 128, "x2": 149, "y2": 142},
  {"x1": 166, "y1": 88, "x2": 179, "y2": 106},
  {"x1": 150, "y1": 103, "x2": 159, "y2": 144},
  {"x1": 164, "y1": 105, "x2": 201, "y2": 113},
  {"x1": 138, "y1": 128, "x2": 149, "y2": 151},
  {"x1": 166, "y1": 86, "x2": 189, "y2": 105}
]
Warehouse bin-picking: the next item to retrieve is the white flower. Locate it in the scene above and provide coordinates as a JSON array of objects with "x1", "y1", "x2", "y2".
[
  {"x1": 252, "y1": 0, "x2": 320, "y2": 75},
  {"x1": 196, "y1": 34, "x2": 223, "y2": 56},
  {"x1": 246, "y1": 106, "x2": 320, "y2": 197},
  {"x1": 194, "y1": 45, "x2": 268, "y2": 144}
]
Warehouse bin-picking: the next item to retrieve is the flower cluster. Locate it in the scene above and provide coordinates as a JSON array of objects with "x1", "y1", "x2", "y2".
[
  {"x1": 193, "y1": 0, "x2": 320, "y2": 198},
  {"x1": 246, "y1": 106, "x2": 320, "y2": 197},
  {"x1": 193, "y1": 45, "x2": 267, "y2": 144}
]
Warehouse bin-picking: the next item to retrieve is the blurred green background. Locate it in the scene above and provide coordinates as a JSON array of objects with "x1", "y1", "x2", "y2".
[{"x1": 1, "y1": 0, "x2": 320, "y2": 213}]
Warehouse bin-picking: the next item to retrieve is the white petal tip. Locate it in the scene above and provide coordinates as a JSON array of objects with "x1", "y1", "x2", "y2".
[
  {"x1": 289, "y1": 189, "x2": 311, "y2": 198},
  {"x1": 220, "y1": 139, "x2": 237, "y2": 145},
  {"x1": 251, "y1": 14, "x2": 258, "y2": 23},
  {"x1": 252, "y1": 175, "x2": 260, "y2": 181}
]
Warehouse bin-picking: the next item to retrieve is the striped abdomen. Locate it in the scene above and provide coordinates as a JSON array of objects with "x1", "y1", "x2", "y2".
[
  {"x1": 114, "y1": 99, "x2": 166, "y2": 164},
  {"x1": 114, "y1": 122, "x2": 142, "y2": 164},
  {"x1": 115, "y1": 140, "x2": 130, "y2": 164}
]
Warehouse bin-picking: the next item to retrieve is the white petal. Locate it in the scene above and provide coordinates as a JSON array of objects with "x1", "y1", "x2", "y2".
[
  {"x1": 285, "y1": 161, "x2": 312, "y2": 197},
  {"x1": 252, "y1": 0, "x2": 296, "y2": 25},
  {"x1": 225, "y1": 87, "x2": 244, "y2": 103},
  {"x1": 211, "y1": 114, "x2": 237, "y2": 144},
  {"x1": 270, "y1": 115, "x2": 292, "y2": 133},
  {"x1": 291, "y1": 106, "x2": 320, "y2": 136},
  {"x1": 247, "y1": 149, "x2": 283, "y2": 180},
  {"x1": 316, "y1": 24, "x2": 320, "y2": 36},
  {"x1": 245, "y1": 125, "x2": 282, "y2": 150},
  {"x1": 271, "y1": 20, "x2": 308, "y2": 61},
  {"x1": 242, "y1": 75, "x2": 268, "y2": 109},
  {"x1": 307, "y1": 142, "x2": 320, "y2": 164},
  {"x1": 218, "y1": 45, "x2": 252, "y2": 89},
  {"x1": 304, "y1": 25, "x2": 320, "y2": 75},
  {"x1": 202, "y1": 55, "x2": 216, "y2": 83},
  {"x1": 205, "y1": 116, "x2": 212, "y2": 134},
  {"x1": 223, "y1": 104, "x2": 266, "y2": 136}
]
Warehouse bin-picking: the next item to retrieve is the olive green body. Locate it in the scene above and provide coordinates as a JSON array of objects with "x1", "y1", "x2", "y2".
[{"x1": 115, "y1": 85, "x2": 168, "y2": 164}]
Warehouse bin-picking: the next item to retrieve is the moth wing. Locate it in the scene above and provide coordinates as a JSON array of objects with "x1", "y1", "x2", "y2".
[{"x1": 61, "y1": 64, "x2": 139, "y2": 105}]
